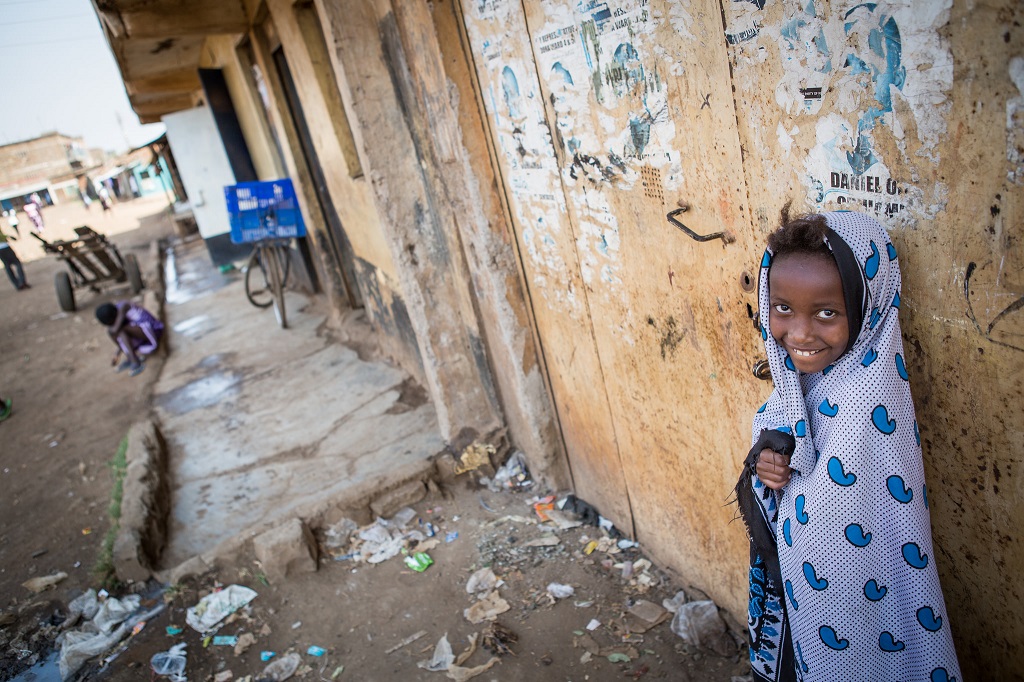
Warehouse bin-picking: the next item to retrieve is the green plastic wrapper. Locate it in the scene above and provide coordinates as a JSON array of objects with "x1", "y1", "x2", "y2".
[{"x1": 403, "y1": 552, "x2": 433, "y2": 572}]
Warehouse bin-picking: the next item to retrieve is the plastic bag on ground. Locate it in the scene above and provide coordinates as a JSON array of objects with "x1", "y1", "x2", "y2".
[
  {"x1": 151, "y1": 642, "x2": 187, "y2": 680},
  {"x1": 489, "y1": 450, "x2": 532, "y2": 491},
  {"x1": 323, "y1": 518, "x2": 358, "y2": 549},
  {"x1": 258, "y1": 651, "x2": 301, "y2": 681},
  {"x1": 662, "y1": 590, "x2": 687, "y2": 614},
  {"x1": 465, "y1": 568, "x2": 497, "y2": 595},
  {"x1": 59, "y1": 603, "x2": 164, "y2": 680},
  {"x1": 546, "y1": 583, "x2": 574, "y2": 600},
  {"x1": 93, "y1": 594, "x2": 141, "y2": 634},
  {"x1": 417, "y1": 634, "x2": 454, "y2": 672},
  {"x1": 670, "y1": 600, "x2": 733, "y2": 655},
  {"x1": 68, "y1": 589, "x2": 100, "y2": 622},
  {"x1": 186, "y1": 585, "x2": 258, "y2": 634}
]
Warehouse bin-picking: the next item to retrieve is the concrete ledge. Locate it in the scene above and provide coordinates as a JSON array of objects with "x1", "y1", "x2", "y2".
[{"x1": 113, "y1": 419, "x2": 171, "y2": 584}]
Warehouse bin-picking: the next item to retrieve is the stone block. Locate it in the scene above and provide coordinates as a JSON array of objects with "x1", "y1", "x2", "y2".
[
  {"x1": 253, "y1": 518, "x2": 318, "y2": 583},
  {"x1": 434, "y1": 452, "x2": 458, "y2": 482},
  {"x1": 369, "y1": 479, "x2": 426, "y2": 519}
]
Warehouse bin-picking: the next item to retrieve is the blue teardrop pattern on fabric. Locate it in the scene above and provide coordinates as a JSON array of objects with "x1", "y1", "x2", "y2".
[
  {"x1": 777, "y1": 425, "x2": 793, "y2": 435},
  {"x1": 923, "y1": 483, "x2": 929, "y2": 508},
  {"x1": 785, "y1": 579, "x2": 799, "y2": 610},
  {"x1": 827, "y1": 456, "x2": 857, "y2": 486},
  {"x1": 795, "y1": 420, "x2": 807, "y2": 437},
  {"x1": 795, "y1": 642, "x2": 809, "y2": 673},
  {"x1": 865, "y1": 241, "x2": 880, "y2": 279},
  {"x1": 822, "y1": 364, "x2": 834, "y2": 375},
  {"x1": 914, "y1": 420, "x2": 921, "y2": 445},
  {"x1": 931, "y1": 668, "x2": 956, "y2": 682},
  {"x1": 878, "y1": 632, "x2": 906, "y2": 652},
  {"x1": 896, "y1": 353, "x2": 909, "y2": 380},
  {"x1": 785, "y1": 355, "x2": 796, "y2": 371},
  {"x1": 864, "y1": 579, "x2": 887, "y2": 601},
  {"x1": 917, "y1": 606, "x2": 943, "y2": 632},
  {"x1": 783, "y1": 517, "x2": 793, "y2": 547},
  {"x1": 887, "y1": 475, "x2": 914, "y2": 503},
  {"x1": 869, "y1": 307, "x2": 882, "y2": 329},
  {"x1": 757, "y1": 401, "x2": 767, "y2": 413},
  {"x1": 845, "y1": 523, "x2": 872, "y2": 547},
  {"x1": 902, "y1": 542, "x2": 929, "y2": 569},
  {"x1": 892, "y1": 289, "x2": 902, "y2": 309},
  {"x1": 803, "y1": 562, "x2": 828, "y2": 590},
  {"x1": 872, "y1": 405, "x2": 897, "y2": 434},
  {"x1": 795, "y1": 495, "x2": 809, "y2": 523},
  {"x1": 819, "y1": 625, "x2": 849, "y2": 650},
  {"x1": 761, "y1": 250, "x2": 772, "y2": 268},
  {"x1": 818, "y1": 398, "x2": 838, "y2": 417},
  {"x1": 887, "y1": 242, "x2": 898, "y2": 260},
  {"x1": 761, "y1": 324, "x2": 768, "y2": 340},
  {"x1": 862, "y1": 348, "x2": 878, "y2": 367}
]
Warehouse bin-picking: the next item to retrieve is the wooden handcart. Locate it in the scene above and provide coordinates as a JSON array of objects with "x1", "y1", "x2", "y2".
[{"x1": 33, "y1": 226, "x2": 143, "y2": 312}]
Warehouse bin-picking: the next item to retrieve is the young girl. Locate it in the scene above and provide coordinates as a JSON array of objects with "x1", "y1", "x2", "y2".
[
  {"x1": 96, "y1": 301, "x2": 164, "y2": 377},
  {"x1": 736, "y1": 209, "x2": 961, "y2": 681}
]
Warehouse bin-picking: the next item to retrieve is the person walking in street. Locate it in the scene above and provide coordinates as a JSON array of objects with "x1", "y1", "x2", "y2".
[
  {"x1": 4, "y1": 209, "x2": 20, "y2": 238},
  {"x1": 23, "y1": 200, "x2": 44, "y2": 232},
  {"x1": 0, "y1": 221, "x2": 28, "y2": 291}
]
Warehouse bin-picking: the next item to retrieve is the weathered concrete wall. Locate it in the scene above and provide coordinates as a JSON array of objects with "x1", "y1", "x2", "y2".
[
  {"x1": 313, "y1": 0, "x2": 502, "y2": 444},
  {"x1": 457, "y1": 0, "x2": 1022, "y2": 676}
]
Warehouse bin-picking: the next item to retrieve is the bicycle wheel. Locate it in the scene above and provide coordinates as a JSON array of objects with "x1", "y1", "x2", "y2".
[
  {"x1": 265, "y1": 244, "x2": 287, "y2": 329},
  {"x1": 244, "y1": 247, "x2": 273, "y2": 308}
]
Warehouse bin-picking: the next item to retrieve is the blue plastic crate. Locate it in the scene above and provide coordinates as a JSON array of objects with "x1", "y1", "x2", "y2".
[{"x1": 225, "y1": 179, "x2": 307, "y2": 244}]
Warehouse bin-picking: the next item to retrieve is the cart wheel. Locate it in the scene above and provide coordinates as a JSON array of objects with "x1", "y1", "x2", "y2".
[
  {"x1": 55, "y1": 272, "x2": 75, "y2": 312},
  {"x1": 124, "y1": 254, "x2": 144, "y2": 294}
]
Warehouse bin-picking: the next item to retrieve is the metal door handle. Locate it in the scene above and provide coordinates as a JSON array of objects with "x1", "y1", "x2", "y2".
[{"x1": 666, "y1": 206, "x2": 734, "y2": 243}]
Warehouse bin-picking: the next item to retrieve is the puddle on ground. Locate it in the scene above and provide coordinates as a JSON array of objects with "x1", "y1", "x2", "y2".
[
  {"x1": 172, "y1": 314, "x2": 211, "y2": 337},
  {"x1": 9, "y1": 651, "x2": 60, "y2": 682},
  {"x1": 155, "y1": 371, "x2": 241, "y2": 415}
]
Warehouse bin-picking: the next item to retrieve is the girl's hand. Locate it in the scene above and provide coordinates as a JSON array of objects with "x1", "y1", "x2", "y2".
[{"x1": 756, "y1": 449, "x2": 792, "y2": 490}]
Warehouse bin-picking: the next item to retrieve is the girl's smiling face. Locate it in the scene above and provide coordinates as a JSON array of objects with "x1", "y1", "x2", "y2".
[{"x1": 768, "y1": 253, "x2": 850, "y2": 374}]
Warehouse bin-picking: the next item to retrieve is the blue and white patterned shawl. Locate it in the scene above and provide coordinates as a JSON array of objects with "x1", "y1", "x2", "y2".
[{"x1": 750, "y1": 211, "x2": 961, "y2": 681}]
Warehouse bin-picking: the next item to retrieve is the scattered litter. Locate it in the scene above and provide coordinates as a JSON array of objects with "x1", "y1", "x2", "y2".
[
  {"x1": 542, "y1": 510, "x2": 582, "y2": 530},
  {"x1": 404, "y1": 552, "x2": 433, "y2": 572},
  {"x1": 618, "y1": 539, "x2": 639, "y2": 550},
  {"x1": 532, "y1": 497, "x2": 555, "y2": 522},
  {"x1": 488, "y1": 450, "x2": 533, "y2": 491},
  {"x1": 466, "y1": 567, "x2": 498, "y2": 595},
  {"x1": 22, "y1": 571, "x2": 67, "y2": 593},
  {"x1": 332, "y1": 666, "x2": 345, "y2": 679},
  {"x1": 418, "y1": 634, "x2": 454, "y2": 671},
  {"x1": 586, "y1": 619, "x2": 601, "y2": 631},
  {"x1": 213, "y1": 635, "x2": 238, "y2": 646},
  {"x1": 454, "y1": 442, "x2": 495, "y2": 475},
  {"x1": 234, "y1": 632, "x2": 256, "y2": 656},
  {"x1": 580, "y1": 651, "x2": 593, "y2": 664},
  {"x1": 258, "y1": 651, "x2": 301, "y2": 681},
  {"x1": 481, "y1": 622, "x2": 517, "y2": 656},
  {"x1": 186, "y1": 585, "x2": 257, "y2": 634},
  {"x1": 425, "y1": 522, "x2": 437, "y2": 537},
  {"x1": 574, "y1": 601, "x2": 593, "y2": 609},
  {"x1": 386, "y1": 629, "x2": 427, "y2": 654},
  {"x1": 332, "y1": 552, "x2": 359, "y2": 561},
  {"x1": 583, "y1": 540, "x2": 599, "y2": 555},
  {"x1": 68, "y1": 589, "x2": 100, "y2": 622},
  {"x1": 521, "y1": 535, "x2": 560, "y2": 548},
  {"x1": 557, "y1": 494, "x2": 601, "y2": 526},
  {"x1": 670, "y1": 600, "x2": 733, "y2": 656},
  {"x1": 454, "y1": 633, "x2": 478, "y2": 666},
  {"x1": 478, "y1": 496, "x2": 497, "y2": 513},
  {"x1": 214, "y1": 671, "x2": 233, "y2": 682},
  {"x1": 31, "y1": 548, "x2": 48, "y2": 558},
  {"x1": 261, "y1": 651, "x2": 276, "y2": 661},
  {"x1": 392, "y1": 507, "x2": 417, "y2": 527},
  {"x1": 150, "y1": 642, "x2": 187, "y2": 681},
  {"x1": 546, "y1": 583, "x2": 574, "y2": 600},
  {"x1": 446, "y1": 657, "x2": 499, "y2": 681},
  {"x1": 625, "y1": 599, "x2": 670, "y2": 633},
  {"x1": 165, "y1": 626, "x2": 183, "y2": 636},
  {"x1": 323, "y1": 518, "x2": 358, "y2": 550},
  {"x1": 662, "y1": 591, "x2": 687, "y2": 614},
  {"x1": 607, "y1": 652, "x2": 632, "y2": 663},
  {"x1": 445, "y1": 531, "x2": 459, "y2": 543},
  {"x1": 464, "y1": 591, "x2": 510, "y2": 624},
  {"x1": 291, "y1": 621, "x2": 302, "y2": 630},
  {"x1": 307, "y1": 645, "x2": 327, "y2": 657}
]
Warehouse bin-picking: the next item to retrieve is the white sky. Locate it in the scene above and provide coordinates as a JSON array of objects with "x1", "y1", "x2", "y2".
[{"x1": 0, "y1": 0, "x2": 165, "y2": 153}]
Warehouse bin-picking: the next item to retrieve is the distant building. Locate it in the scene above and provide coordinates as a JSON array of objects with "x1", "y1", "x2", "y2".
[{"x1": 0, "y1": 131, "x2": 101, "y2": 209}]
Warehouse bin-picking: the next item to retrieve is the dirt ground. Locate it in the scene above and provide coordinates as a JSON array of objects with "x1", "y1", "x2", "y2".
[{"x1": 0, "y1": 198, "x2": 752, "y2": 682}]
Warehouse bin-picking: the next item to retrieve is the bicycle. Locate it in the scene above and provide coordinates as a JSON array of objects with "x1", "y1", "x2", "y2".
[{"x1": 243, "y1": 238, "x2": 291, "y2": 329}]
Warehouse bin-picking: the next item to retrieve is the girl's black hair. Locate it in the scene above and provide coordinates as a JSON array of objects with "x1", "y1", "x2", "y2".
[
  {"x1": 95, "y1": 302, "x2": 117, "y2": 326},
  {"x1": 766, "y1": 201, "x2": 832, "y2": 261}
]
